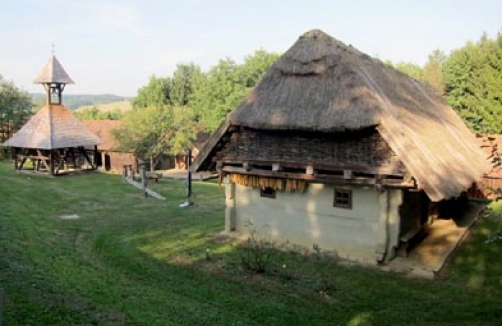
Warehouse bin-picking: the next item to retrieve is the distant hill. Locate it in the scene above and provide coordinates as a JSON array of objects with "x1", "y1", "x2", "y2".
[
  {"x1": 75, "y1": 101, "x2": 132, "y2": 113},
  {"x1": 71, "y1": 100, "x2": 132, "y2": 120},
  {"x1": 31, "y1": 93, "x2": 132, "y2": 110}
]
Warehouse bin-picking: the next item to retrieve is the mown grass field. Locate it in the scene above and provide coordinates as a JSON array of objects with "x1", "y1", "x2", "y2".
[{"x1": 1, "y1": 161, "x2": 501, "y2": 325}]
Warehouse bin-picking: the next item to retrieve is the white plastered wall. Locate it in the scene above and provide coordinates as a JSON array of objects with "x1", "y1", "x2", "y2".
[{"x1": 226, "y1": 181, "x2": 402, "y2": 264}]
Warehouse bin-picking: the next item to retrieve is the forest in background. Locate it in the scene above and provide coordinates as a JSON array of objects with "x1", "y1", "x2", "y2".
[
  {"x1": 388, "y1": 32, "x2": 502, "y2": 133},
  {"x1": 1, "y1": 31, "x2": 501, "y2": 161},
  {"x1": 110, "y1": 31, "x2": 502, "y2": 162}
]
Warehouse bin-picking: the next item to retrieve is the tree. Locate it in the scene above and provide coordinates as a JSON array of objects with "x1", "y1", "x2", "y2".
[
  {"x1": 170, "y1": 63, "x2": 204, "y2": 107},
  {"x1": 423, "y1": 49, "x2": 446, "y2": 94},
  {"x1": 112, "y1": 105, "x2": 200, "y2": 170},
  {"x1": 394, "y1": 62, "x2": 424, "y2": 81},
  {"x1": 191, "y1": 58, "x2": 247, "y2": 132},
  {"x1": 443, "y1": 33, "x2": 502, "y2": 133},
  {"x1": 237, "y1": 49, "x2": 280, "y2": 88},
  {"x1": 0, "y1": 75, "x2": 33, "y2": 130},
  {"x1": 191, "y1": 50, "x2": 280, "y2": 132},
  {"x1": 168, "y1": 106, "x2": 201, "y2": 155},
  {"x1": 112, "y1": 105, "x2": 171, "y2": 161},
  {"x1": 132, "y1": 75, "x2": 171, "y2": 109}
]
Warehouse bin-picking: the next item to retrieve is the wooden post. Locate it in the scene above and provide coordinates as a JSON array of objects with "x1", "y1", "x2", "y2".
[
  {"x1": 63, "y1": 149, "x2": 69, "y2": 172},
  {"x1": 343, "y1": 170, "x2": 353, "y2": 179},
  {"x1": 224, "y1": 175, "x2": 236, "y2": 232},
  {"x1": 130, "y1": 165, "x2": 135, "y2": 181},
  {"x1": 216, "y1": 160, "x2": 223, "y2": 174},
  {"x1": 49, "y1": 150, "x2": 55, "y2": 175},
  {"x1": 179, "y1": 149, "x2": 194, "y2": 207},
  {"x1": 93, "y1": 145, "x2": 98, "y2": 170},
  {"x1": 13, "y1": 147, "x2": 18, "y2": 170},
  {"x1": 187, "y1": 149, "x2": 193, "y2": 202},
  {"x1": 140, "y1": 164, "x2": 148, "y2": 197}
]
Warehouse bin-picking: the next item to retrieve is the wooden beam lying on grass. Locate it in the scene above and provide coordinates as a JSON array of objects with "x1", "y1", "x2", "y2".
[{"x1": 124, "y1": 177, "x2": 166, "y2": 200}]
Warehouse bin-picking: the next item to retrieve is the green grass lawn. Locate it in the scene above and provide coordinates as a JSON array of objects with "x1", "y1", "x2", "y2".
[{"x1": 1, "y1": 161, "x2": 502, "y2": 325}]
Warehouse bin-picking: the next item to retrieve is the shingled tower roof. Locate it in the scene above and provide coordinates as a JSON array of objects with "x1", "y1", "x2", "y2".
[{"x1": 33, "y1": 55, "x2": 74, "y2": 84}]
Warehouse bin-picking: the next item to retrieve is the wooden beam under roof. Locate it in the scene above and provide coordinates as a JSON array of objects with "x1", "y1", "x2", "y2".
[{"x1": 220, "y1": 166, "x2": 415, "y2": 189}]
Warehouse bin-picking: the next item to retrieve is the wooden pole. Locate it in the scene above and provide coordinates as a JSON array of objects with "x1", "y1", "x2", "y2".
[
  {"x1": 140, "y1": 164, "x2": 148, "y2": 197},
  {"x1": 179, "y1": 149, "x2": 194, "y2": 207},
  {"x1": 93, "y1": 145, "x2": 98, "y2": 170},
  {"x1": 187, "y1": 149, "x2": 193, "y2": 202},
  {"x1": 130, "y1": 165, "x2": 135, "y2": 181},
  {"x1": 13, "y1": 147, "x2": 18, "y2": 170},
  {"x1": 50, "y1": 150, "x2": 55, "y2": 175}
]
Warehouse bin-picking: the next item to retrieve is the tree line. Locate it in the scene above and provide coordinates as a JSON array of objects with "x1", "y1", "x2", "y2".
[
  {"x1": 1, "y1": 32, "x2": 501, "y2": 163},
  {"x1": 121, "y1": 32, "x2": 502, "y2": 164},
  {"x1": 389, "y1": 32, "x2": 502, "y2": 133},
  {"x1": 112, "y1": 50, "x2": 280, "y2": 164}
]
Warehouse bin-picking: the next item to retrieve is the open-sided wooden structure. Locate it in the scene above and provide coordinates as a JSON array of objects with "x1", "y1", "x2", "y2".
[
  {"x1": 193, "y1": 30, "x2": 489, "y2": 263},
  {"x1": 2, "y1": 55, "x2": 102, "y2": 175}
]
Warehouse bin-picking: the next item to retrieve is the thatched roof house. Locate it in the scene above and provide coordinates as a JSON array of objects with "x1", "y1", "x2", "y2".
[
  {"x1": 193, "y1": 30, "x2": 489, "y2": 263},
  {"x1": 195, "y1": 29, "x2": 487, "y2": 202}
]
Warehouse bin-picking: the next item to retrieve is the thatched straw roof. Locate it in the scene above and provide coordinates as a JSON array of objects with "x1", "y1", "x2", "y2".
[
  {"x1": 3, "y1": 105, "x2": 102, "y2": 149},
  {"x1": 33, "y1": 55, "x2": 74, "y2": 84},
  {"x1": 194, "y1": 29, "x2": 489, "y2": 201}
]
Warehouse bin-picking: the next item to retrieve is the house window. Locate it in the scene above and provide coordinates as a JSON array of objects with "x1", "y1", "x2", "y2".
[
  {"x1": 334, "y1": 188, "x2": 352, "y2": 209},
  {"x1": 260, "y1": 187, "x2": 276, "y2": 198}
]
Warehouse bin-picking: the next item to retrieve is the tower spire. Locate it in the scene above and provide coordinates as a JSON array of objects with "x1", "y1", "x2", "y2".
[{"x1": 33, "y1": 53, "x2": 74, "y2": 105}]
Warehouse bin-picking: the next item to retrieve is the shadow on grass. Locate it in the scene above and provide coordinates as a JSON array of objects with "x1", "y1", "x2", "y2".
[
  {"x1": 444, "y1": 203, "x2": 502, "y2": 293},
  {"x1": 92, "y1": 206, "x2": 502, "y2": 325}
]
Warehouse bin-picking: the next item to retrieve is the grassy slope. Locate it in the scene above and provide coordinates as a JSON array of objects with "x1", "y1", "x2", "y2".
[{"x1": 0, "y1": 161, "x2": 501, "y2": 325}]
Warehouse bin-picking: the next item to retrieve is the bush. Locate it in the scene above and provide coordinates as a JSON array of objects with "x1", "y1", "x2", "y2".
[{"x1": 240, "y1": 221, "x2": 273, "y2": 273}]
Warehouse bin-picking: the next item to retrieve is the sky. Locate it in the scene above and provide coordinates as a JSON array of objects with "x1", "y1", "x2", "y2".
[{"x1": 1, "y1": 0, "x2": 501, "y2": 97}]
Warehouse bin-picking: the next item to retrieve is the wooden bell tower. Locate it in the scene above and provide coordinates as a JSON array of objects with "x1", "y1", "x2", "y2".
[{"x1": 33, "y1": 54, "x2": 74, "y2": 105}]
